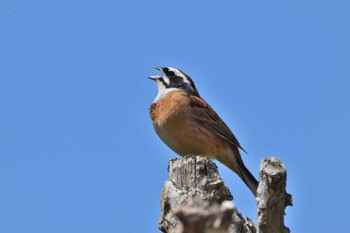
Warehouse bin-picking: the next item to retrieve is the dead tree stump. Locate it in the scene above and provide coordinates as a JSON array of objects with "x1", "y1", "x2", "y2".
[
  {"x1": 158, "y1": 155, "x2": 292, "y2": 233},
  {"x1": 158, "y1": 155, "x2": 256, "y2": 233},
  {"x1": 257, "y1": 157, "x2": 293, "y2": 233}
]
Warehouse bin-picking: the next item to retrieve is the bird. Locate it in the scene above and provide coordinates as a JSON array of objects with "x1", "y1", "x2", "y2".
[{"x1": 148, "y1": 67, "x2": 258, "y2": 196}]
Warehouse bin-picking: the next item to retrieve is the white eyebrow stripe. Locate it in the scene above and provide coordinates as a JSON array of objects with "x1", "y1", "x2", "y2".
[
  {"x1": 167, "y1": 67, "x2": 189, "y2": 83},
  {"x1": 168, "y1": 67, "x2": 183, "y2": 77}
]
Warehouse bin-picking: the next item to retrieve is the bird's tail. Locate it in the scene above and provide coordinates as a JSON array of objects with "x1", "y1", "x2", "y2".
[
  {"x1": 220, "y1": 147, "x2": 258, "y2": 197},
  {"x1": 236, "y1": 158, "x2": 258, "y2": 197}
]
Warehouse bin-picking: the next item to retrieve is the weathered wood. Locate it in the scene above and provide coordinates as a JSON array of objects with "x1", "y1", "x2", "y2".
[
  {"x1": 159, "y1": 155, "x2": 292, "y2": 233},
  {"x1": 158, "y1": 155, "x2": 256, "y2": 233},
  {"x1": 256, "y1": 157, "x2": 293, "y2": 233},
  {"x1": 174, "y1": 198, "x2": 235, "y2": 233}
]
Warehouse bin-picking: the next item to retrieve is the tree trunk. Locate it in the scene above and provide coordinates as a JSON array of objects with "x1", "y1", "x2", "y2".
[
  {"x1": 257, "y1": 157, "x2": 293, "y2": 233},
  {"x1": 158, "y1": 155, "x2": 292, "y2": 233}
]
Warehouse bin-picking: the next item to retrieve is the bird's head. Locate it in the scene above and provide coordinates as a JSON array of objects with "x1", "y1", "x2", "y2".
[{"x1": 148, "y1": 67, "x2": 199, "y2": 102}]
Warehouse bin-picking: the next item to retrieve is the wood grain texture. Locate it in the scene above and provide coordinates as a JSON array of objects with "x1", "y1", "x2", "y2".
[
  {"x1": 257, "y1": 157, "x2": 293, "y2": 233},
  {"x1": 158, "y1": 155, "x2": 256, "y2": 233}
]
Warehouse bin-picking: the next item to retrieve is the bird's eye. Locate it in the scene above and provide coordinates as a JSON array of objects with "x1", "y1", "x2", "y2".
[{"x1": 167, "y1": 71, "x2": 175, "y2": 77}]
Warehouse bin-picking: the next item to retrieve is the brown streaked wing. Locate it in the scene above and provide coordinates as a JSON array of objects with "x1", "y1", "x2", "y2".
[{"x1": 187, "y1": 94, "x2": 247, "y2": 154}]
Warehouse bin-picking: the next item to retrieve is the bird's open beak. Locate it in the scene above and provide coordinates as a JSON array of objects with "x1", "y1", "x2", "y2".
[
  {"x1": 148, "y1": 66, "x2": 164, "y2": 80},
  {"x1": 148, "y1": 75, "x2": 162, "y2": 81},
  {"x1": 153, "y1": 66, "x2": 164, "y2": 72}
]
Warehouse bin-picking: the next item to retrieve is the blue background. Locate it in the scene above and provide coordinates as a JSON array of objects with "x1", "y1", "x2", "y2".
[{"x1": 1, "y1": 1, "x2": 349, "y2": 232}]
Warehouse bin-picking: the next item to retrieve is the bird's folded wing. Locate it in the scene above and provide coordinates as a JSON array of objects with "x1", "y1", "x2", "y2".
[{"x1": 188, "y1": 94, "x2": 247, "y2": 154}]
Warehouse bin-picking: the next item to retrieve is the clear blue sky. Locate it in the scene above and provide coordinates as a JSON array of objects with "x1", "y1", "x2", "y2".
[{"x1": 1, "y1": 1, "x2": 349, "y2": 232}]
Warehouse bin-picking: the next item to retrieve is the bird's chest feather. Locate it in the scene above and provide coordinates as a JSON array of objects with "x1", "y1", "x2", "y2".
[
  {"x1": 150, "y1": 92, "x2": 189, "y2": 127},
  {"x1": 149, "y1": 92, "x2": 221, "y2": 156},
  {"x1": 149, "y1": 92, "x2": 194, "y2": 150}
]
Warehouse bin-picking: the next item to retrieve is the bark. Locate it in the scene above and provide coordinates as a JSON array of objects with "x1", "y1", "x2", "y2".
[
  {"x1": 158, "y1": 155, "x2": 292, "y2": 233},
  {"x1": 257, "y1": 157, "x2": 293, "y2": 233},
  {"x1": 158, "y1": 155, "x2": 255, "y2": 233}
]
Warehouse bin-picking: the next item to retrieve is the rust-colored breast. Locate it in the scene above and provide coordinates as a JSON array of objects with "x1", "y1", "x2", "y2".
[
  {"x1": 149, "y1": 91, "x2": 246, "y2": 180},
  {"x1": 149, "y1": 91, "x2": 189, "y2": 126},
  {"x1": 149, "y1": 91, "x2": 229, "y2": 157}
]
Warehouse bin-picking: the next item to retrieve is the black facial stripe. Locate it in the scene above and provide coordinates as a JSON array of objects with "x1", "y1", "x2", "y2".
[
  {"x1": 168, "y1": 75, "x2": 183, "y2": 88},
  {"x1": 168, "y1": 71, "x2": 175, "y2": 76},
  {"x1": 164, "y1": 68, "x2": 187, "y2": 88},
  {"x1": 161, "y1": 67, "x2": 200, "y2": 97},
  {"x1": 163, "y1": 68, "x2": 175, "y2": 77},
  {"x1": 159, "y1": 78, "x2": 169, "y2": 88},
  {"x1": 176, "y1": 83, "x2": 187, "y2": 88}
]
